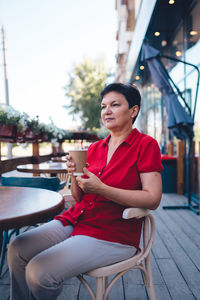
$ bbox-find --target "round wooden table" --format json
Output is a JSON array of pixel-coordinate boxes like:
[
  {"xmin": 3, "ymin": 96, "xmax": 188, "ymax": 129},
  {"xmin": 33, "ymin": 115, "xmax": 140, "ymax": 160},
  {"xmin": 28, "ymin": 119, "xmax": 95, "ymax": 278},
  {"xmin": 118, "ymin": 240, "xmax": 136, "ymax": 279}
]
[
  {"xmin": 51, "ymin": 157, "xmax": 67, "ymax": 163},
  {"xmin": 17, "ymin": 162, "xmax": 68, "ymax": 175},
  {"xmin": 0, "ymin": 186, "xmax": 65, "ymax": 253}
]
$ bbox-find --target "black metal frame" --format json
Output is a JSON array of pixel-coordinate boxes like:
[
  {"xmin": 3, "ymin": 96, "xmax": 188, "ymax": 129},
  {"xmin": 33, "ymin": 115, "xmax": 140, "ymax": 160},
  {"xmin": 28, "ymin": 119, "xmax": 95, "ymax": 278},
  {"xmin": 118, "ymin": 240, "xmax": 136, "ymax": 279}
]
[{"xmin": 160, "ymin": 54, "xmax": 200, "ymax": 121}]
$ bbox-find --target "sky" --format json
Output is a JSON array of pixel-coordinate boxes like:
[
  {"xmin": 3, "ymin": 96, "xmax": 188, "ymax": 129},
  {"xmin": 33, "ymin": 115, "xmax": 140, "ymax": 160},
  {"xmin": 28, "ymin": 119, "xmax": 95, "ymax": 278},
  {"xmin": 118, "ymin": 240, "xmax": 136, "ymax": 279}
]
[{"xmin": 0, "ymin": 0, "xmax": 117, "ymax": 129}]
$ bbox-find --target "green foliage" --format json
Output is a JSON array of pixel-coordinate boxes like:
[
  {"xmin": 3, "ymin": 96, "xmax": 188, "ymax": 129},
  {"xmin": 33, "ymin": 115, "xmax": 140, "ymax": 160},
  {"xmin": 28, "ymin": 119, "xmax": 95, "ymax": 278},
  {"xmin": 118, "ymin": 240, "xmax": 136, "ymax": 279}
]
[
  {"xmin": 0, "ymin": 104, "xmax": 27, "ymax": 133},
  {"xmin": 25, "ymin": 116, "xmax": 41, "ymax": 135},
  {"xmin": 64, "ymin": 57, "xmax": 109, "ymax": 128}
]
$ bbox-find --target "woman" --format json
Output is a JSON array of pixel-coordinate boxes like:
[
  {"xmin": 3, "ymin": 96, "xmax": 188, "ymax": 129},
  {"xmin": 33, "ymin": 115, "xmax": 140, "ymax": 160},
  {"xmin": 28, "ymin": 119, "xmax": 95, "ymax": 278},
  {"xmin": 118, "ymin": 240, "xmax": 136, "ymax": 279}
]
[{"xmin": 8, "ymin": 83, "xmax": 163, "ymax": 300}]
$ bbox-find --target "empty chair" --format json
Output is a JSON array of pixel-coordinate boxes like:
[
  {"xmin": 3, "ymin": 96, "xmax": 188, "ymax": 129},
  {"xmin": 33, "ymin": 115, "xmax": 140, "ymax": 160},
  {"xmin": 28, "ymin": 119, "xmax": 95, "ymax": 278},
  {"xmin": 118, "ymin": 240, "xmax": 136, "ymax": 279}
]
[
  {"xmin": 1, "ymin": 170, "xmax": 66, "ymax": 191},
  {"xmin": 63, "ymin": 193, "xmax": 76, "ymax": 209}
]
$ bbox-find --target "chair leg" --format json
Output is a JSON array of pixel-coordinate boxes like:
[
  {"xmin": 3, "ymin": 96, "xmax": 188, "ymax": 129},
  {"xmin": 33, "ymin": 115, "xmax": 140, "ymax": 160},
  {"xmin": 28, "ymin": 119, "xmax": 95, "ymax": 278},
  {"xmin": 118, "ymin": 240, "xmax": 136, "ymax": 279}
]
[
  {"xmin": 96, "ymin": 277, "xmax": 104, "ymax": 300},
  {"xmin": 0, "ymin": 228, "xmax": 20, "ymax": 276},
  {"xmin": 145, "ymin": 255, "xmax": 156, "ymax": 300},
  {"xmin": 148, "ymin": 284, "xmax": 156, "ymax": 300},
  {"xmin": 7, "ymin": 228, "xmax": 20, "ymax": 243},
  {"xmin": 104, "ymin": 277, "xmax": 110, "ymax": 300},
  {"xmin": 0, "ymin": 231, "xmax": 9, "ymax": 276}
]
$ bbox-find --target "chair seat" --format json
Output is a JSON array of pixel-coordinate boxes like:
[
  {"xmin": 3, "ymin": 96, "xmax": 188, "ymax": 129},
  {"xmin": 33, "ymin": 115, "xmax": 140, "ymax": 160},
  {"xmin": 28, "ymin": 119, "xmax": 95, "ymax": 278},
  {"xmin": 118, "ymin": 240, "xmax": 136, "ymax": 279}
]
[{"xmin": 86, "ymin": 249, "xmax": 142, "ymax": 277}]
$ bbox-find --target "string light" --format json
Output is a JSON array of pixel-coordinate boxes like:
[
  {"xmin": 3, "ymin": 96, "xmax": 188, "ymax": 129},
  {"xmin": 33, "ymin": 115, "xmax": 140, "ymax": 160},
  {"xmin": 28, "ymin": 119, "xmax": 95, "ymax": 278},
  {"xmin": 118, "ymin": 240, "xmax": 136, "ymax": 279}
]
[
  {"xmin": 154, "ymin": 32, "xmax": 160, "ymax": 36},
  {"xmin": 190, "ymin": 30, "xmax": 198, "ymax": 36},
  {"xmin": 161, "ymin": 40, "xmax": 167, "ymax": 47},
  {"xmin": 169, "ymin": 0, "xmax": 175, "ymax": 4},
  {"xmin": 176, "ymin": 51, "xmax": 182, "ymax": 57},
  {"xmin": 135, "ymin": 75, "xmax": 140, "ymax": 80},
  {"xmin": 140, "ymin": 65, "xmax": 144, "ymax": 70}
]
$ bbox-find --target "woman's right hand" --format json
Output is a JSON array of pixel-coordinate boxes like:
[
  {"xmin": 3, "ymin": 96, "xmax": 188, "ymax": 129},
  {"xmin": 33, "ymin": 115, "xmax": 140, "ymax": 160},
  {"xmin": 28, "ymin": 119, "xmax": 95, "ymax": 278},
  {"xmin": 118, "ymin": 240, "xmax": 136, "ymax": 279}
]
[
  {"xmin": 66, "ymin": 154, "xmax": 83, "ymax": 202},
  {"xmin": 66, "ymin": 154, "xmax": 76, "ymax": 176}
]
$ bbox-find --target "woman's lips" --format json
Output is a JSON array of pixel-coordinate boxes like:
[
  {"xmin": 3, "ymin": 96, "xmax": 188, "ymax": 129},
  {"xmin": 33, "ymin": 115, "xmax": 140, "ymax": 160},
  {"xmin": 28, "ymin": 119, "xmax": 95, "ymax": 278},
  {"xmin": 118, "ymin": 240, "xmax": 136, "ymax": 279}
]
[{"xmin": 105, "ymin": 118, "xmax": 114, "ymax": 121}]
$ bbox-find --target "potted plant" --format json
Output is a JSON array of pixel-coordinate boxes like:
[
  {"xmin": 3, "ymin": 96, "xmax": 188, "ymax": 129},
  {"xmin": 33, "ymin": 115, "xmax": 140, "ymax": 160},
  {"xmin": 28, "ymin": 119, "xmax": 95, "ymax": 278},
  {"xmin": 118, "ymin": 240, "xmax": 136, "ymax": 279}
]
[
  {"xmin": 0, "ymin": 104, "xmax": 27, "ymax": 138},
  {"xmin": 24, "ymin": 116, "xmax": 41, "ymax": 140},
  {"xmin": 38, "ymin": 123, "xmax": 50, "ymax": 142}
]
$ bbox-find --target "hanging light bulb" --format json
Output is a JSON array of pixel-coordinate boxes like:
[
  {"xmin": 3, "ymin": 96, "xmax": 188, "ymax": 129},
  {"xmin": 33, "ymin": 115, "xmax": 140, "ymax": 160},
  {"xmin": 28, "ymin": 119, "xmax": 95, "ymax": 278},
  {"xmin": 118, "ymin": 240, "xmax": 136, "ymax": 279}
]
[
  {"xmin": 176, "ymin": 50, "xmax": 182, "ymax": 57},
  {"xmin": 154, "ymin": 32, "xmax": 160, "ymax": 36},
  {"xmin": 190, "ymin": 30, "xmax": 198, "ymax": 36}
]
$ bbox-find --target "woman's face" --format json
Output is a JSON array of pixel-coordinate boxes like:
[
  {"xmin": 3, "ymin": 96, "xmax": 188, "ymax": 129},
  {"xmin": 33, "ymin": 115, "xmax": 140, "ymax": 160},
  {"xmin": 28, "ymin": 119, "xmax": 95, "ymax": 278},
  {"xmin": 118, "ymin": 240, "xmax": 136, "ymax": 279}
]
[{"xmin": 101, "ymin": 91, "xmax": 138, "ymax": 131}]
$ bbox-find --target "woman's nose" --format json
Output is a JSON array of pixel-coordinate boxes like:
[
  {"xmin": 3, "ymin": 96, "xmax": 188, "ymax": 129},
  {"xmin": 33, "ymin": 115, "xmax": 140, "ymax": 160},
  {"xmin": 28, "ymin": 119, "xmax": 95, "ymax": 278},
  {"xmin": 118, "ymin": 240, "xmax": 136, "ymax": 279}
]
[{"xmin": 104, "ymin": 106, "xmax": 112, "ymax": 114}]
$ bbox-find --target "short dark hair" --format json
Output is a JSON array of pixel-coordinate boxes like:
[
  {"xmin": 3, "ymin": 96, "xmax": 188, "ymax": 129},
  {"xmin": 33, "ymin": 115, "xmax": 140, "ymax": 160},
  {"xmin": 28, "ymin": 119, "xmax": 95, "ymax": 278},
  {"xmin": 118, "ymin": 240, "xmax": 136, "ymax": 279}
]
[{"xmin": 100, "ymin": 83, "xmax": 141, "ymax": 124}]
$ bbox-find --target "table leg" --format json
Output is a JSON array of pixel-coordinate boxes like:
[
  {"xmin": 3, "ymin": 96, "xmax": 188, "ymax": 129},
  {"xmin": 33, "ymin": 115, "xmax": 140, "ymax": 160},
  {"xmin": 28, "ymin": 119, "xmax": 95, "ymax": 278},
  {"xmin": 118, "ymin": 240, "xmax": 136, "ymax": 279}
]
[{"xmin": 0, "ymin": 229, "xmax": 2, "ymax": 257}]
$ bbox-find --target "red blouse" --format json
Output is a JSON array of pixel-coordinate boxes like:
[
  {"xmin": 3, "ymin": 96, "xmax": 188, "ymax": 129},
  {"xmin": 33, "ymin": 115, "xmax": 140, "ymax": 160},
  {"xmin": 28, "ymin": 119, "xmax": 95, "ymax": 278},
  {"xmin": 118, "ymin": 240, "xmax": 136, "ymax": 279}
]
[{"xmin": 55, "ymin": 129, "xmax": 163, "ymax": 249}]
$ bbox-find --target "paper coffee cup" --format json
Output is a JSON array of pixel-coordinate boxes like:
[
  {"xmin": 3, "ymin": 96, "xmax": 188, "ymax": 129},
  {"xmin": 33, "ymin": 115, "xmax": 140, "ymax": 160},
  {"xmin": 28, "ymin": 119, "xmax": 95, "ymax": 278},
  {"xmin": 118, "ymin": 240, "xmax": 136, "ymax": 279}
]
[{"xmin": 69, "ymin": 149, "xmax": 87, "ymax": 176}]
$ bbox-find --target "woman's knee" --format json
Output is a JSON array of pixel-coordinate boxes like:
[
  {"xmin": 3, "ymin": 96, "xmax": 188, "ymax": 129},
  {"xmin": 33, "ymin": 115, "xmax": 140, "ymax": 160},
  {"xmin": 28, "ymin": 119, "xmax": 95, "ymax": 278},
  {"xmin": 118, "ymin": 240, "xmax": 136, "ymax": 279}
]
[
  {"xmin": 7, "ymin": 235, "xmax": 24, "ymax": 267},
  {"xmin": 25, "ymin": 257, "xmax": 61, "ymax": 295},
  {"xmin": 25, "ymin": 259, "xmax": 43, "ymax": 293}
]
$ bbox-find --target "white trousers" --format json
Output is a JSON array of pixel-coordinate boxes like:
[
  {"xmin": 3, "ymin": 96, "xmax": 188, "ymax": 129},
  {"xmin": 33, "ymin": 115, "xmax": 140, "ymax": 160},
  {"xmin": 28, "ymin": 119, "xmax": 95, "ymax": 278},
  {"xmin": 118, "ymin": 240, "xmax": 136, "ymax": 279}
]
[{"xmin": 7, "ymin": 220, "xmax": 136, "ymax": 300}]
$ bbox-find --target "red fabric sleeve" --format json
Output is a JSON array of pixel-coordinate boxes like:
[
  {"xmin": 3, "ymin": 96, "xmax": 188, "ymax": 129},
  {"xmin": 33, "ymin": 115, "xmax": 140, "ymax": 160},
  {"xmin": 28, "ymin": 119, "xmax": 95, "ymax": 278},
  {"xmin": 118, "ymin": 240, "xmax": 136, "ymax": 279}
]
[{"xmin": 137, "ymin": 138, "xmax": 163, "ymax": 173}]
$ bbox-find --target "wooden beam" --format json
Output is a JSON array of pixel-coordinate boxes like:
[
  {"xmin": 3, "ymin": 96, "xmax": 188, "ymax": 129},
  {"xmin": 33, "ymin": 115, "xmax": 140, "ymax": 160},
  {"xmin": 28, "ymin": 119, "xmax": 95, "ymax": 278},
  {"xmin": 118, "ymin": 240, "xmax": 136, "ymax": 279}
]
[
  {"xmin": 168, "ymin": 141, "xmax": 174, "ymax": 156},
  {"xmin": 52, "ymin": 145, "xmax": 57, "ymax": 157},
  {"xmin": 32, "ymin": 142, "xmax": 39, "ymax": 163},
  {"xmin": 58, "ymin": 142, "xmax": 63, "ymax": 155},
  {"xmin": 177, "ymin": 140, "xmax": 184, "ymax": 194}
]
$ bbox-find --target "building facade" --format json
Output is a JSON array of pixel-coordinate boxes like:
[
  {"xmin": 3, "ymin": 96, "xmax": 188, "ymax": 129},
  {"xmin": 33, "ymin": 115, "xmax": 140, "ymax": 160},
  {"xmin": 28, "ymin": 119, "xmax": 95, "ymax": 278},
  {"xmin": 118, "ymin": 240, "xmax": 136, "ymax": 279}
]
[{"xmin": 115, "ymin": 0, "xmax": 200, "ymax": 153}]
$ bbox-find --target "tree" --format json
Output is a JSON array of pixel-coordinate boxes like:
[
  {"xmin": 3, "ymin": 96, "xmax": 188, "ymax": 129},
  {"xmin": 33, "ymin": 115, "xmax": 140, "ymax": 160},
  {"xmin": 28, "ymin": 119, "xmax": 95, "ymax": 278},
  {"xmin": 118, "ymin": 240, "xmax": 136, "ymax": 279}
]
[{"xmin": 64, "ymin": 57, "xmax": 109, "ymax": 128}]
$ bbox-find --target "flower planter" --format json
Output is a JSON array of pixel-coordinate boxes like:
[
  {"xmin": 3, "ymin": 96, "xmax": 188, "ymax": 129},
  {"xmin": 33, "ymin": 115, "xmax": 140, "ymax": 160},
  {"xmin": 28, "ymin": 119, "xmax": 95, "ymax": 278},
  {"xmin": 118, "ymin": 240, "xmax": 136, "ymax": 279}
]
[
  {"xmin": 0, "ymin": 123, "xmax": 17, "ymax": 138},
  {"xmin": 24, "ymin": 129, "xmax": 35, "ymax": 139},
  {"xmin": 41, "ymin": 133, "xmax": 49, "ymax": 142},
  {"xmin": 16, "ymin": 131, "xmax": 25, "ymax": 143},
  {"xmin": 24, "ymin": 129, "xmax": 46, "ymax": 142}
]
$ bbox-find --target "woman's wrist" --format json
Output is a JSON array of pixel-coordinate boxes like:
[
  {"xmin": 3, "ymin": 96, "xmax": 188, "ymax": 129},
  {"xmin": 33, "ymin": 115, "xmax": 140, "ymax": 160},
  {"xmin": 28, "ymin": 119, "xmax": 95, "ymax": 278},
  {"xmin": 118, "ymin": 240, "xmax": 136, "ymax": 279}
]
[{"xmin": 96, "ymin": 180, "xmax": 107, "ymax": 196}]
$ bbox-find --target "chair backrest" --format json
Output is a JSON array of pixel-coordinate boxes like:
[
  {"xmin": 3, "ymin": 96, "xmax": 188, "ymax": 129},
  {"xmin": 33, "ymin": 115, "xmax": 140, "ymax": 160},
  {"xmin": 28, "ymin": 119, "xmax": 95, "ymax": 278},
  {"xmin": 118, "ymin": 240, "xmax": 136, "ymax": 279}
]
[
  {"xmin": 79, "ymin": 208, "xmax": 156, "ymax": 300},
  {"xmin": 1, "ymin": 172, "xmax": 61, "ymax": 191}
]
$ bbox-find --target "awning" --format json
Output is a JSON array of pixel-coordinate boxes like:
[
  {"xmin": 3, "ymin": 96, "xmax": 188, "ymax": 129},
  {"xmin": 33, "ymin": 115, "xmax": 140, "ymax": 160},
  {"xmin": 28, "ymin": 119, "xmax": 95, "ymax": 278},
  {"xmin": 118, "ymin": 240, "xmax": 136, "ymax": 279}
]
[{"xmin": 141, "ymin": 43, "xmax": 194, "ymax": 140}]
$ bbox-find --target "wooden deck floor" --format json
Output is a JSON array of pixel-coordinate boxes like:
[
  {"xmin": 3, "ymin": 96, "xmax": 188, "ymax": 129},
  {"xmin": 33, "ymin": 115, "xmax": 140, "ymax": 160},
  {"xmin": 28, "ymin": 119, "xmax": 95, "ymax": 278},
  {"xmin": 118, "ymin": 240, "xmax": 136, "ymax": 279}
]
[{"xmin": 1, "ymin": 193, "xmax": 200, "ymax": 300}]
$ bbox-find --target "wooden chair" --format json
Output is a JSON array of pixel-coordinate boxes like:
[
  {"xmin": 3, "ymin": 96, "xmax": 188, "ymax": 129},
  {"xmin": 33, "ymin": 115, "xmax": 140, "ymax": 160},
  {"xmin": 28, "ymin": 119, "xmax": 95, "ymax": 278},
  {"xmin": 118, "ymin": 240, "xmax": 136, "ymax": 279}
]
[
  {"xmin": 56, "ymin": 172, "xmax": 70, "ymax": 187},
  {"xmin": 63, "ymin": 193, "xmax": 76, "ymax": 209},
  {"xmin": 76, "ymin": 205, "xmax": 156, "ymax": 300}
]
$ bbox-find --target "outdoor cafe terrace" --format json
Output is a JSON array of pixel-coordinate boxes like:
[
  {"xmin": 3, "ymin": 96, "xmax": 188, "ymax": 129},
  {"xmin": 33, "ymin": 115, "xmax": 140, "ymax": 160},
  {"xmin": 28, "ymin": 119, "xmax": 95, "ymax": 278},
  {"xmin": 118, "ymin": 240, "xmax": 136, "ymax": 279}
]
[
  {"xmin": 0, "ymin": 125, "xmax": 200, "ymax": 300},
  {"xmin": 0, "ymin": 193, "xmax": 200, "ymax": 300}
]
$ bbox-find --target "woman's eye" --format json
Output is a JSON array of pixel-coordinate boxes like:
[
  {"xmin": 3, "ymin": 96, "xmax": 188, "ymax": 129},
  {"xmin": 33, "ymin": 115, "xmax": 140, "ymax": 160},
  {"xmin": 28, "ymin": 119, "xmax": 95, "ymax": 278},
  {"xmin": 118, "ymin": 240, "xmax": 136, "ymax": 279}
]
[
  {"xmin": 101, "ymin": 106, "xmax": 106, "ymax": 110},
  {"xmin": 113, "ymin": 103, "xmax": 119, "ymax": 106}
]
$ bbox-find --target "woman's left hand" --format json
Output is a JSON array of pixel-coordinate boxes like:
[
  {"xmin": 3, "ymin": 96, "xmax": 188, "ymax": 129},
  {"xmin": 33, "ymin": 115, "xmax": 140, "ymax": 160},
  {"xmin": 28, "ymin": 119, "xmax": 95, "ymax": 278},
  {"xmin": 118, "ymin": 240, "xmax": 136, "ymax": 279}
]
[{"xmin": 76, "ymin": 168, "xmax": 104, "ymax": 194}]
